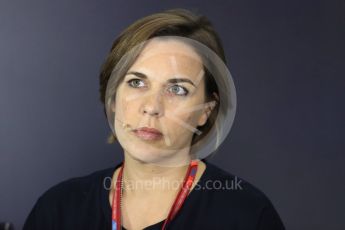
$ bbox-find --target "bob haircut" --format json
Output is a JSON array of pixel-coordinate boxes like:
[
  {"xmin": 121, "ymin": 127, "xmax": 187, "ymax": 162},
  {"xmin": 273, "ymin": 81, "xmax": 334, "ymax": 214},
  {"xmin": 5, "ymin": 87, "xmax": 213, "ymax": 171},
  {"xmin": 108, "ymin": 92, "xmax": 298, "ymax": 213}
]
[{"xmin": 99, "ymin": 8, "xmax": 227, "ymax": 147}]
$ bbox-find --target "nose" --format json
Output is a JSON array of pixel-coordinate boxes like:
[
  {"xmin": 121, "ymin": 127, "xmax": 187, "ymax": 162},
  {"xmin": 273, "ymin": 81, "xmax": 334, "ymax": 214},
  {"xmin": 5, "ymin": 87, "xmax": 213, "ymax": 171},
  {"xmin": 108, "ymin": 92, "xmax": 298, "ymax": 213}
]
[{"xmin": 140, "ymin": 90, "xmax": 164, "ymax": 117}]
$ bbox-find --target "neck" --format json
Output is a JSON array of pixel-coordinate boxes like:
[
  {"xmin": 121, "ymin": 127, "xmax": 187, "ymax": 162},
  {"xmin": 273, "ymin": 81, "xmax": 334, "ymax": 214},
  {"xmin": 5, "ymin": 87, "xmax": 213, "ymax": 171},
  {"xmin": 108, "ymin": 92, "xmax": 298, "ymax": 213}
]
[{"xmin": 120, "ymin": 151, "xmax": 193, "ymax": 197}]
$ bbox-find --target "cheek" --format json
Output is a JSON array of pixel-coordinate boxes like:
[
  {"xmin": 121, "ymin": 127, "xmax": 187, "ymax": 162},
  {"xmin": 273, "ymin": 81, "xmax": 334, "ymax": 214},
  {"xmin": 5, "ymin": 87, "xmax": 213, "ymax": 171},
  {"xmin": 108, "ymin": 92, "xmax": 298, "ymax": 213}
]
[
  {"xmin": 186, "ymin": 112, "xmax": 201, "ymax": 128},
  {"xmin": 120, "ymin": 98, "xmax": 128, "ymax": 115},
  {"xmin": 175, "ymin": 113, "xmax": 199, "ymax": 132},
  {"xmin": 116, "ymin": 94, "xmax": 133, "ymax": 118},
  {"xmin": 167, "ymin": 100, "xmax": 203, "ymax": 127}
]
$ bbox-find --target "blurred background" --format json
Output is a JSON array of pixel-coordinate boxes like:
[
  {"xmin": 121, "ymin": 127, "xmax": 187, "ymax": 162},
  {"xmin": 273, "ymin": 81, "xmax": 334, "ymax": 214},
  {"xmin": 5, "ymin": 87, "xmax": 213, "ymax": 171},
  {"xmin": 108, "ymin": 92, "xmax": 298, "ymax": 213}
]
[{"xmin": 1, "ymin": 0, "xmax": 344, "ymax": 229}]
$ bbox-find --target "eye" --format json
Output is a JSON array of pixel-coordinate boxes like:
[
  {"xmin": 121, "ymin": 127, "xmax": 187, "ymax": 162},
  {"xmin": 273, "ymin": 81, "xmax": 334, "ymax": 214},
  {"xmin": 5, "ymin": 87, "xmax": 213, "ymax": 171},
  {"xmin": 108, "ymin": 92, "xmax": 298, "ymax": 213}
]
[
  {"xmin": 168, "ymin": 85, "xmax": 189, "ymax": 96},
  {"xmin": 127, "ymin": 79, "xmax": 145, "ymax": 88}
]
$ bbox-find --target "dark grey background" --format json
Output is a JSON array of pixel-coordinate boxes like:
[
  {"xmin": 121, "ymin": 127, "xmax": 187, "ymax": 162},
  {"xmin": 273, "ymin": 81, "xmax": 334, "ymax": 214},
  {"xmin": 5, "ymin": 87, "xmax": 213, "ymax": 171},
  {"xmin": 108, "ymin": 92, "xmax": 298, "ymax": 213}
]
[{"xmin": 1, "ymin": 0, "xmax": 344, "ymax": 229}]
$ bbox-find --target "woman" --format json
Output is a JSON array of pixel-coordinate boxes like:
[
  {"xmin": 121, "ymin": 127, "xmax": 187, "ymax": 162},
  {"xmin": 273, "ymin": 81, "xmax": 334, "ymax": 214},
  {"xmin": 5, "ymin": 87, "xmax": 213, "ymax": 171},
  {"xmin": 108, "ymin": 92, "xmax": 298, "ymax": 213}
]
[{"xmin": 24, "ymin": 9, "xmax": 285, "ymax": 230}]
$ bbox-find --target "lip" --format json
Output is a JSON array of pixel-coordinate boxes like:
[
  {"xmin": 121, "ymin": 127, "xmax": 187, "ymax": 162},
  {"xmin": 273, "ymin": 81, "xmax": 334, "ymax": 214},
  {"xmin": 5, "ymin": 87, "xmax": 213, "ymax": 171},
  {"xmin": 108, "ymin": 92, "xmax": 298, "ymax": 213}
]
[{"xmin": 133, "ymin": 127, "xmax": 163, "ymax": 141}]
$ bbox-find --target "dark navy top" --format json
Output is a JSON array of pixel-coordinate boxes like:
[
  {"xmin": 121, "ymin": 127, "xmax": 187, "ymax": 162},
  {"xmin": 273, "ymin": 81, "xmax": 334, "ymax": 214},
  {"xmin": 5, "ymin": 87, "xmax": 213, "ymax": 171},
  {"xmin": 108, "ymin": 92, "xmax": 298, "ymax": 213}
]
[{"xmin": 23, "ymin": 160, "xmax": 285, "ymax": 230}]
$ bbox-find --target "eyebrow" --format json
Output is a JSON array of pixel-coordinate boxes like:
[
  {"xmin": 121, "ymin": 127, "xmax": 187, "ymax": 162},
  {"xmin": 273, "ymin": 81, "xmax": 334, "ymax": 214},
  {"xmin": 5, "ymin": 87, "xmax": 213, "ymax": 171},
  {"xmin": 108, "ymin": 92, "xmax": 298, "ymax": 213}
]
[{"xmin": 126, "ymin": 71, "xmax": 196, "ymax": 87}]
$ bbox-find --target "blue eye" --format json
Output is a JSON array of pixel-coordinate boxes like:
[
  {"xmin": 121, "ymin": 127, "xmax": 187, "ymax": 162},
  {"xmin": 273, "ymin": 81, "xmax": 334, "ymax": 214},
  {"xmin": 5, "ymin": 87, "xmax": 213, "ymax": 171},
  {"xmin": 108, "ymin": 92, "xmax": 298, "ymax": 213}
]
[
  {"xmin": 127, "ymin": 79, "xmax": 145, "ymax": 88},
  {"xmin": 127, "ymin": 79, "xmax": 189, "ymax": 96},
  {"xmin": 168, "ymin": 85, "xmax": 189, "ymax": 96}
]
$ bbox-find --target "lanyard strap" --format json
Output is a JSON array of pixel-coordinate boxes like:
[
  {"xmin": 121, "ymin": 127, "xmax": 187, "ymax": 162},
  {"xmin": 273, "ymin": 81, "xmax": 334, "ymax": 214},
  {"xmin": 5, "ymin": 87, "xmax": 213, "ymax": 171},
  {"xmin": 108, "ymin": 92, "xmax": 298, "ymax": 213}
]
[{"xmin": 112, "ymin": 160, "xmax": 199, "ymax": 230}]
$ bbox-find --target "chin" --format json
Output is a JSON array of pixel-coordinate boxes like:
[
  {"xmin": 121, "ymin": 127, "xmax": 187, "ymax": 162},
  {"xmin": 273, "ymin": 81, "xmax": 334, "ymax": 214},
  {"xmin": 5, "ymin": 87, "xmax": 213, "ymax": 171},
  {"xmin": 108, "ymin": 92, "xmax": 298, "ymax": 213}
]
[
  {"xmin": 125, "ymin": 144, "xmax": 192, "ymax": 167},
  {"xmin": 126, "ymin": 148, "xmax": 165, "ymax": 164}
]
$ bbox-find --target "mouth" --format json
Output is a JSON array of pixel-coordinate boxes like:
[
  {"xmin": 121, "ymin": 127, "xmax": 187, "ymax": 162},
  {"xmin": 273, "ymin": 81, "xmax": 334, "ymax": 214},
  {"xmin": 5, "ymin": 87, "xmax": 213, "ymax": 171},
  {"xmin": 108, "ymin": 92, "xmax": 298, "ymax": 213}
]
[{"xmin": 132, "ymin": 127, "xmax": 163, "ymax": 141}]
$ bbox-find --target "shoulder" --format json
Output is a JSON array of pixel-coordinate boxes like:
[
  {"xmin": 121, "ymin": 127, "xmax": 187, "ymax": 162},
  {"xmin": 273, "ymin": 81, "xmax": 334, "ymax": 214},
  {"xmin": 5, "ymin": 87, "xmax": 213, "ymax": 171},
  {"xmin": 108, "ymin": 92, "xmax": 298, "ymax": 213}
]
[
  {"xmin": 202, "ymin": 161, "xmax": 272, "ymax": 203},
  {"xmin": 23, "ymin": 167, "xmax": 115, "ymax": 229},
  {"xmin": 38, "ymin": 167, "xmax": 114, "ymax": 204},
  {"xmin": 199, "ymin": 161, "xmax": 285, "ymax": 229}
]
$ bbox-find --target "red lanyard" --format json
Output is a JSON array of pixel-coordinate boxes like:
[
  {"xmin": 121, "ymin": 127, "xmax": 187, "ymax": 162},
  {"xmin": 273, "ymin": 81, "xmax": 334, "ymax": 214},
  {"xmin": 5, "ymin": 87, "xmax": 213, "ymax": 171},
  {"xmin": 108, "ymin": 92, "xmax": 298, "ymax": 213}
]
[{"xmin": 111, "ymin": 160, "xmax": 199, "ymax": 230}]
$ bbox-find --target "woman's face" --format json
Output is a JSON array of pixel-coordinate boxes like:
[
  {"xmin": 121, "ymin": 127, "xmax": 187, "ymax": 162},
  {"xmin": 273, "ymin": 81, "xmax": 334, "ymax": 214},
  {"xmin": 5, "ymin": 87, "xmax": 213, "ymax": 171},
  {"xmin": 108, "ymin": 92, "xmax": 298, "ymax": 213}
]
[{"xmin": 113, "ymin": 38, "xmax": 213, "ymax": 165}]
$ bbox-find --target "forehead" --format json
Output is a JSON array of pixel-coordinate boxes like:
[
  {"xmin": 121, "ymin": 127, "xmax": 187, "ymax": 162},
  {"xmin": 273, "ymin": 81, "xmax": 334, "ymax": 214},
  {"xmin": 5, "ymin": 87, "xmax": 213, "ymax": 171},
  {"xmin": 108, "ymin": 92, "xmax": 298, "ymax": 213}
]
[{"xmin": 128, "ymin": 38, "xmax": 204, "ymax": 80}]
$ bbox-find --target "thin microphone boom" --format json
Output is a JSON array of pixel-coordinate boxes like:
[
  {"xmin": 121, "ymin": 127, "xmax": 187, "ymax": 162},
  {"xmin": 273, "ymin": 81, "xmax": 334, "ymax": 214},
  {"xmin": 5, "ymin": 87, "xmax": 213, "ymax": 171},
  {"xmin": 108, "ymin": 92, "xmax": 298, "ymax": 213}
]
[{"xmin": 114, "ymin": 117, "xmax": 133, "ymax": 131}]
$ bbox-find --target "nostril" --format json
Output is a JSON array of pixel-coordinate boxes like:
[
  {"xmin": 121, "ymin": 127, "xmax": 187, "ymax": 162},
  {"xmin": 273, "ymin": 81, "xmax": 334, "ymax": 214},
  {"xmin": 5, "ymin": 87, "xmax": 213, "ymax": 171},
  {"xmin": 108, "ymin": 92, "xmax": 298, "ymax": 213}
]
[{"xmin": 143, "ymin": 109, "xmax": 160, "ymax": 116}]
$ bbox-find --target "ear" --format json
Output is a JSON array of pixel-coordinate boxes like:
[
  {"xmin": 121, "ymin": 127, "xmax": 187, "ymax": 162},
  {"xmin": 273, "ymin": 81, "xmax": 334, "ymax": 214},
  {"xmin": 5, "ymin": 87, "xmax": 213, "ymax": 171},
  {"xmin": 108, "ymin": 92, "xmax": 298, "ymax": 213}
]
[
  {"xmin": 107, "ymin": 97, "xmax": 116, "ymax": 113},
  {"xmin": 197, "ymin": 100, "xmax": 217, "ymax": 126},
  {"xmin": 111, "ymin": 101, "xmax": 116, "ymax": 113}
]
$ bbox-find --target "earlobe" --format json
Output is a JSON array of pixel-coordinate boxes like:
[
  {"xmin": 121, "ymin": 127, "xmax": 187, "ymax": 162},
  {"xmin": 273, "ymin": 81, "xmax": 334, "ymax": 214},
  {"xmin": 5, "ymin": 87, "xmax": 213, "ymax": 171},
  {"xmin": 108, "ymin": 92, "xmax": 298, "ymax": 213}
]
[
  {"xmin": 110, "ymin": 101, "xmax": 116, "ymax": 113},
  {"xmin": 197, "ymin": 112, "xmax": 208, "ymax": 126},
  {"xmin": 197, "ymin": 100, "xmax": 216, "ymax": 126},
  {"xmin": 107, "ymin": 97, "xmax": 116, "ymax": 113}
]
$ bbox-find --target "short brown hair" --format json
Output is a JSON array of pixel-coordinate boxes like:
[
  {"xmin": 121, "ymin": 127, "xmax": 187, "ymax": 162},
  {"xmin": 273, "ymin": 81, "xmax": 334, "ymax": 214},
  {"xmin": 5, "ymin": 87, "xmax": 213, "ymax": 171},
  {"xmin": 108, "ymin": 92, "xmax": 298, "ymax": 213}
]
[{"xmin": 99, "ymin": 8, "xmax": 225, "ymax": 145}]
